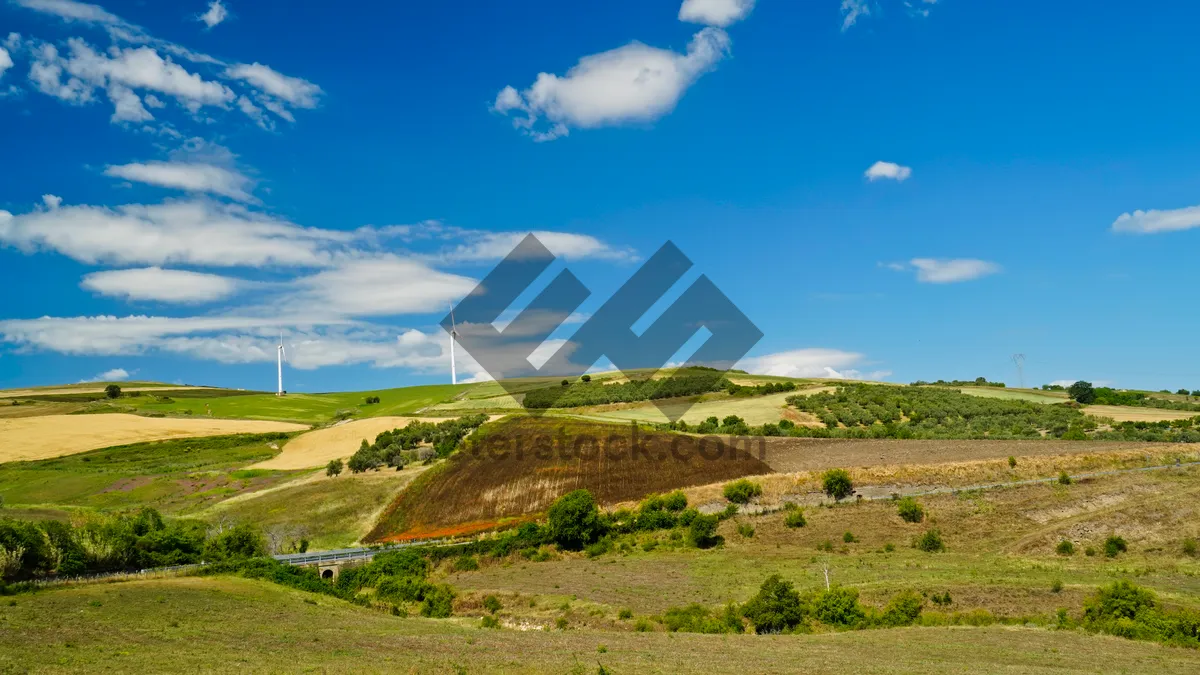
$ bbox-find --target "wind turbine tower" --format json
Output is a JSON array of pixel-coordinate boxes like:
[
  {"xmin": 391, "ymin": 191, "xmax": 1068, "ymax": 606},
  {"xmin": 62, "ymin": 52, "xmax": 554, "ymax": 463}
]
[
  {"xmin": 276, "ymin": 334, "xmax": 286, "ymax": 397},
  {"xmin": 449, "ymin": 306, "xmax": 459, "ymax": 386}
]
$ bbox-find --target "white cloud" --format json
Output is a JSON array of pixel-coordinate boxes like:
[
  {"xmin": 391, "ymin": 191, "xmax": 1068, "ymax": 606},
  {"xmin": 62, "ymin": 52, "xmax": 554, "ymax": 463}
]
[
  {"xmin": 442, "ymin": 230, "xmax": 637, "ymax": 263},
  {"xmin": 841, "ymin": 0, "xmax": 871, "ymax": 31},
  {"xmin": 678, "ymin": 0, "xmax": 756, "ymax": 27},
  {"xmin": 907, "ymin": 258, "xmax": 1002, "ymax": 283},
  {"xmin": 29, "ymin": 37, "xmax": 235, "ymax": 116},
  {"xmin": 79, "ymin": 367, "xmax": 130, "ymax": 383},
  {"xmin": 104, "ymin": 161, "xmax": 255, "ymax": 202},
  {"xmin": 0, "ymin": 198, "xmax": 354, "ymax": 267},
  {"xmin": 198, "ymin": 1, "xmax": 228, "ymax": 29},
  {"xmin": 0, "ymin": 47, "xmax": 12, "ymax": 79},
  {"xmin": 81, "ymin": 267, "xmax": 241, "ymax": 303},
  {"xmin": 737, "ymin": 348, "xmax": 890, "ymax": 381},
  {"xmin": 1112, "ymin": 205, "xmax": 1200, "ymax": 235},
  {"xmin": 282, "ymin": 256, "xmax": 478, "ymax": 317},
  {"xmin": 14, "ymin": 0, "xmax": 124, "ymax": 26},
  {"xmin": 864, "ymin": 160, "xmax": 912, "ymax": 182},
  {"xmin": 41, "ymin": 194, "xmax": 62, "ymax": 209},
  {"xmin": 494, "ymin": 27, "xmax": 731, "ymax": 141},
  {"xmin": 225, "ymin": 62, "xmax": 321, "ymax": 109}
]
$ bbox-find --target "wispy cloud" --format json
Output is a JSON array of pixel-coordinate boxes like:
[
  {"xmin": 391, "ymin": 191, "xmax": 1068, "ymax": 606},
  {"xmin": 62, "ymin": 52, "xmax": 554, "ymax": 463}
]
[
  {"xmin": 678, "ymin": 0, "xmax": 757, "ymax": 27},
  {"xmin": 1112, "ymin": 205, "xmax": 1200, "ymax": 235},
  {"xmin": 883, "ymin": 258, "xmax": 1003, "ymax": 283},
  {"xmin": 738, "ymin": 348, "xmax": 890, "ymax": 381},
  {"xmin": 79, "ymin": 367, "xmax": 130, "ymax": 383},
  {"xmin": 197, "ymin": 1, "xmax": 228, "ymax": 30},
  {"xmin": 841, "ymin": 0, "xmax": 871, "ymax": 31}
]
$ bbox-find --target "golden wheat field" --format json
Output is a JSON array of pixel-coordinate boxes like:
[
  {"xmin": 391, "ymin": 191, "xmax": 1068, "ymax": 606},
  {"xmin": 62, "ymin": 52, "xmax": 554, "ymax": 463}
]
[
  {"xmin": 1083, "ymin": 404, "xmax": 1199, "ymax": 422},
  {"xmin": 250, "ymin": 416, "xmax": 453, "ymax": 470},
  {"xmin": 0, "ymin": 414, "xmax": 308, "ymax": 463}
]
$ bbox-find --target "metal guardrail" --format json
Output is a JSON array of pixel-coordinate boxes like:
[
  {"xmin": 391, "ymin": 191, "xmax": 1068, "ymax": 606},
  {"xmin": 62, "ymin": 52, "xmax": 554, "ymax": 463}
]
[{"xmin": 272, "ymin": 538, "xmax": 451, "ymax": 566}]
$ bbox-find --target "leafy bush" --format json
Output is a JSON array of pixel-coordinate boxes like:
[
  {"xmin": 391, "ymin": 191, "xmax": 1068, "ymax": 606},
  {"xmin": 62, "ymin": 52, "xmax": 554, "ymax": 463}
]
[
  {"xmin": 618, "ymin": 608, "xmax": 633, "ymax": 620},
  {"xmin": 896, "ymin": 498, "xmax": 924, "ymax": 523},
  {"xmin": 880, "ymin": 590, "xmax": 924, "ymax": 626},
  {"xmin": 821, "ymin": 469, "xmax": 853, "ymax": 501},
  {"xmin": 689, "ymin": 514, "xmax": 720, "ymax": 548},
  {"xmin": 662, "ymin": 491, "xmax": 688, "ymax": 512},
  {"xmin": 723, "ymin": 479, "xmax": 763, "ymax": 504},
  {"xmin": 1056, "ymin": 540, "xmax": 1076, "ymax": 556},
  {"xmin": 325, "ymin": 458, "xmax": 343, "ymax": 477},
  {"xmin": 419, "ymin": 584, "xmax": 456, "ymax": 618},
  {"xmin": 842, "ymin": 531, "xmax": 857, "ymax": 543},
  {"xmin": 1105, "ymin": 535, "xmax": 1128, "ymax": 558},
  {"xmin": 662, "ymin": 603, "xmax": 744, "ymax": 634},
  {"xmin": 482, "ymin": 595, "xmax": 502, "ymax": 614},
  {"xmin": 1008, "ymin": 456, "xmax": 1017, "ymax": 468},
  {"xmin": 1182, "ymin": 538, "xmax": 1197, "ymax": 558},
  {"xmin": 741, "ymin": 574, "xmax": 808, "ymax": 634},
  {"xmin": 480, "ymin": 615, "xmax": 500, "ymax": 629},
  {"xmin": 784, "ymin": 510, "xmax": 807, "ymax": 528},
  {"xmin": 1058, "ymin": 471, "xmax": 1072, "ymax": 485},
  {"xmin": 736, "ymin": 522, "xmax": 755, "ymax": 538},
  {"xmin": 815, "ymin": 586, "xmax": 864, "ymax": 626},
  {"xmin": 452, "ymin": 555, "xmax": 479, "ymax": 572},
  {"xmin": 914, "ymin": 529, "xmax": 946, "ymax": 553}
]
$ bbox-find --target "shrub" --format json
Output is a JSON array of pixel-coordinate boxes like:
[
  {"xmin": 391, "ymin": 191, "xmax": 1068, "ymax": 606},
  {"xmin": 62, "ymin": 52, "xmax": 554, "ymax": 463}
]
[
  {"xmin": 914, "ymin": 529, "xmax": 945, "ymax": 553},
  {"xmin": 821, "ymin": 469, "xmax": 853, "ymax": 501},
  {"xmin": 618, "ymin": 607, "xmax": 633, "ymax": 620},
  {"xmin": 1085, "ymin": 547, "xmax": 1096, "ymax": 557},
  {"xmin": 634, "ymin": 618, "xmax": 652, "ymax": 632},
  {"xmin": 736, "ymin": 522, "xmax": 755, "ymax": 538},
  {"xmin": 419, "ymin": 584, "xmax": 456, "ymax": 618},
  {"xmin": 480, "ymin": 615, "xmax": 500, "ymax": 629},
  {"xmin": 203, "ymin": 523, "xmax": 267, "ymax": 562},
  {"xmin": 883, "ymin": 543, "xmax": 895, "ymax": 553},
  {"xmin": 1052, "ymin": 579, "xmax": 1064, "ymax": 593},
  {"xmin": 584, "ymin": 539, "xmax": 611, "ymax": 558},
  {"xmin": 452, "ymin": 555, "xmax": 479, "ymax": 572},
  {"xmin": 815, "ymin": 586, "xmax": 864, "ymax": 626},
  {"xmin": 881, "ymin": 590, "xmax": 923, "ymax": 626},
  {"xmin": 1008, "ymin": 456, "xmax": 1017, "ymax": 468},
  {"xmin": 784, "ymin": 510, "xmax": 807, "ymax": 528},
  {"xmin": 580, "ymin": 374, "xmax": 591, "ymax": 383},
  {"xmin": 843, "ymin": 531, "xmax": 856, "ymax": 543},
  {"xmin": 482, "ymin": 595, "xmax": 502, "ymax": 614},
  {"xmin": 1056, "ymin": 540, "xmax": 1076, "ymax": 556},
  {"xmin": 723, "ymin": 479, "xmax": 763, "ymax": 504},
  {"xmin": 325, "ymin": 459, "xmax": 343, "ymax": 477},
  {"xmin": 741, "ymin": 574, "xmax": 808, "ymax": 634},
  {"xmin": 662, "ymin": 491, "xmax": 688, "ymax": 512},
  {"xmin": 1104, "ymin": 535, "xmax": 1128, "ymax": 558},
  {"xmin": 1058, "ymin": 471, "xmax": 1072, "ymax": 485},
  {"xmin": 662, "ymin": 603, "xmax": 744, "ymax": 634},
  {"xmin": 1183, "ymin": 538, "xmax": 1198, "ymax": 558},
  {"xmin": 689, "ymin": 514, "xmax": 720, "ymax": 548},
  {"xmin": 1084, "ymin": 580, "xmax": 1155, "ymax": 622},
  {"xmin": 896, "ymin": 498, "xmax": 924, "ymax": 523},
  {"xmin": 547, "ymin": 490, "xmax": 605, "ymax": 551},
  {"xmin": 555, "ymin": 616, "xmax": 568, "ymax": 629},
  {"xmin": 930, "ymin": 592, "xmax": 952, "ymax": 606}
]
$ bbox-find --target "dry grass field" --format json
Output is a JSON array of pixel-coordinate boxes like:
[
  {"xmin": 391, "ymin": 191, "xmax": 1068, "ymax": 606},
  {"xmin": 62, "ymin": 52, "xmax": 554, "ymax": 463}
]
[
  {"xmin": 1083, "ymin": 404, "xmax": 1199, "ymax": 422},
  {"xmin": 250, "ymin": 416, "xmax": 452, "ymax": 470},
  {"xmin": 0, "ymin": 413, "xmax": 307, "ymax": 462},
  {"xmin": 366, "ymin": 417, "xmax": 774, "ymax": 541}
]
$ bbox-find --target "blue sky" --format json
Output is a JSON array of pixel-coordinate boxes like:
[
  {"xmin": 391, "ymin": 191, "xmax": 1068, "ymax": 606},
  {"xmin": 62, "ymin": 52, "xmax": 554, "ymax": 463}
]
[{"xmin": 2, "ymin": 0, "xmax": 1200, "ymax": 392}]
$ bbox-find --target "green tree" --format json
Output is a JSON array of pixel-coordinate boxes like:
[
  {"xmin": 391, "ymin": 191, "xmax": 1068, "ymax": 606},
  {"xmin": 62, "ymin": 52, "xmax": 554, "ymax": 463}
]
[
  {"xmin": 741, "ymin": 574, "xmax": 807, "ymax": 634},
  {"xmin": 822, "ymin": 469, "xmax": 854, "ymax": 501},
  {"xmin": 104, "ymin": 384, "xmax": 122, "ymax": 399},
  {"xmin": 689, "ymin": 514, "xmax": 720, "ymax": 548},
  {"xmin": 203, "ymin": 523, "xmax": 266, "ymax": 561},
  {"xmin": 815, "ymin": 586, "xmax": 865, "ymax": 626},
  {"xmin": 1067, "ymin": 381, "xmax": 1096, "ymax": 404},
  {"xmin": 546, "ymin": 490, "xmax": 605, "ymax": 550},
  {"xmin": 326, "ymin": 459, "xmax": 344, "ymax": 477}
]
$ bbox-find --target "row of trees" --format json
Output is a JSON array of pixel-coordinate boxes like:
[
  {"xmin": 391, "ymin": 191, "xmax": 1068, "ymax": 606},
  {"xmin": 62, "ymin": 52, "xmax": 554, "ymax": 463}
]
[
  {"xmin": 345, "ymin": 414, "xmax": 488, "ymax": 473},
  {"xmin": 1067, "ymin": 381, "xmax": 1200, "ymax": 411},
  {"xmin": 0, "ymin": 508, "xmax": 266, "ymax": 582},
  {"xmin": 522, "ymin": 371, "xmax": 729, "ymax": 409},
  {"xmin": 910, "ymin": 377, "xmax": 1006, "ymax": 388}
]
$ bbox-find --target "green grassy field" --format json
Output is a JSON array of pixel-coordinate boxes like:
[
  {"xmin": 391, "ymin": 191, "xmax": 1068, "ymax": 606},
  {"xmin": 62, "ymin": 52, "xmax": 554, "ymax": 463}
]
[
  {"xmin": 445, "ymin": 466, "xmax": 1200, "ymax": 618},
  {"xmin": 2, "ymin": 576, "xmax": 1197, "ymax": 674},
  {"xmin": 0, "ymin": 433, "xmax": 300, "ymax": 515},
  {"xmin": 204, "ymin": 468, "xmax": 423, "ymax": 549},
  {"xmin": 118, "ymin": 383, "xmax": 471, "ymax": 423}
]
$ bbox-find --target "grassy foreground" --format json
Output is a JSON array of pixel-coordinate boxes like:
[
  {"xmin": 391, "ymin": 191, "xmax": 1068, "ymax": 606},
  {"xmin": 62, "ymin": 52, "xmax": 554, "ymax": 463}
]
[{"xmin": 2, "ymin": 576, "xmax": 1197, "ymax": 674}]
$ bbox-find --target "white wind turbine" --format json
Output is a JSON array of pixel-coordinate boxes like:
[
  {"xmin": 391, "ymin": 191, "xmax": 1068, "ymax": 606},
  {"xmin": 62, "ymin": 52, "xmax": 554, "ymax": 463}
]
[
  {"xmin": 276, "ymin": 333, "xmax": 287, "ymax": 396},
  {"xmin": 449, "ymin": 305, "xmax": 459, "ymax": 386}
]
